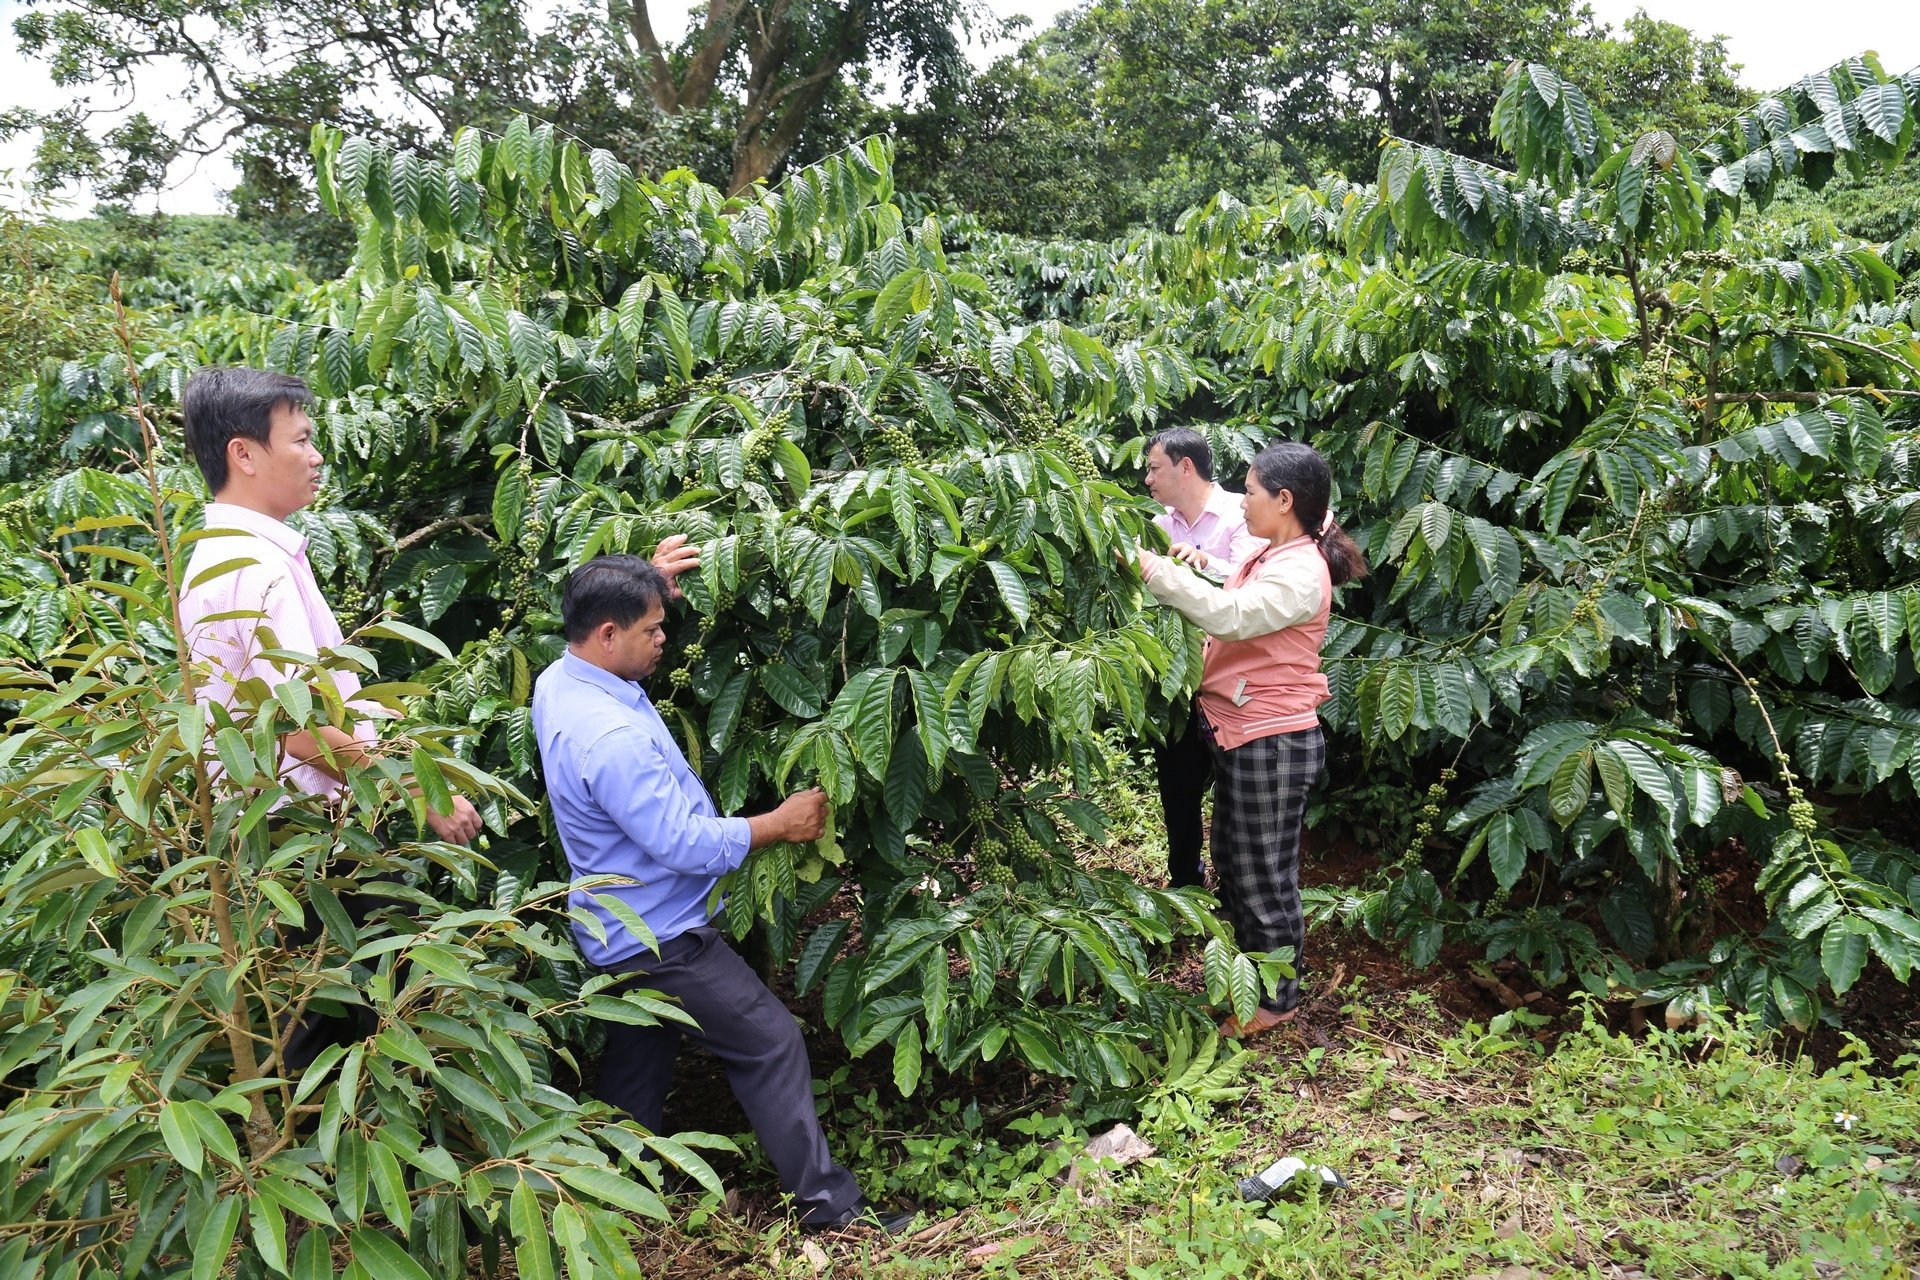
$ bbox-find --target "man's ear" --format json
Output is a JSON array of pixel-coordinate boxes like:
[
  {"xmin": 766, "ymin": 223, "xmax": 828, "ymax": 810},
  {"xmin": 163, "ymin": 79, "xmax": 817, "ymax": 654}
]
[{"xmin": 226, "ymin": 435, "xmax": 258, "ymax": 479}]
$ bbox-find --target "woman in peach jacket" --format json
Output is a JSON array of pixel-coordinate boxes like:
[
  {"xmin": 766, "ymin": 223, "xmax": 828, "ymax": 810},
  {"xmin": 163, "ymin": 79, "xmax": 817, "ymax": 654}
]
[{"xmin": 1131, "ymin": 442, "xmax": 1368, "ymax": 1037}]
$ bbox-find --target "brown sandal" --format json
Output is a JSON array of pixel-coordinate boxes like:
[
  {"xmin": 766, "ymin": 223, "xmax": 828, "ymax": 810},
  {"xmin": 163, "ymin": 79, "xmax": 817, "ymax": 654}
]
[{"xmin": 1217, "ymin": 1007, "xmax": 1295, "ymax": 1039}]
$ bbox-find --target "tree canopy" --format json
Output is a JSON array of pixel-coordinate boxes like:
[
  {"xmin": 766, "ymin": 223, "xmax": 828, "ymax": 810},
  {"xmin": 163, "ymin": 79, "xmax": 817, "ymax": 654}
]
[
  {"xmin": 893, "ymin": 0, "xmax": 1750, "ymax": 238},
  {"xmin": 3, "ymin": 0, "xmax": 978, "ymax": 212}
]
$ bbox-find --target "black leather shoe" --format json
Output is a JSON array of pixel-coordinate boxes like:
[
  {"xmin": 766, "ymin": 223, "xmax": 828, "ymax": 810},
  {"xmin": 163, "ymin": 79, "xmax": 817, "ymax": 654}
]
[{"xmin": 802, "ymin": 1197, "xmax": 918, "ymax": 1235}]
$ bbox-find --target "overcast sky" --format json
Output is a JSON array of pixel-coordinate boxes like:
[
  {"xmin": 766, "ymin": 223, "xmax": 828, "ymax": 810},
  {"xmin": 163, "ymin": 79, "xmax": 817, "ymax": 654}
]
[{"xmin": 4, "ymin": 0, "xmax": 1917, "ymax": 215}]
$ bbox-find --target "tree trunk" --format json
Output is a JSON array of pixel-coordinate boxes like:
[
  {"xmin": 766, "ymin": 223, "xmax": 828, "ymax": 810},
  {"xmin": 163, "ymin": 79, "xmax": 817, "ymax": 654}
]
[{"xmin": 727, "ymin": 1, "xmax": 868, "ymax": 191}]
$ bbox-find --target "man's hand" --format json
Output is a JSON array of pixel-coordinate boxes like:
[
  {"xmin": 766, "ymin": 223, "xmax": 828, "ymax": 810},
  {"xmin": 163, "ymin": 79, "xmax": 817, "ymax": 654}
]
[
  {"xmin": 651, "ymin": 534, "xmax": 702, "ymax": 599},
  {"xmin": 772, "ymin": 788, "xmax": 829, "ymax": 843},
  {"xmin": 1168, "ymin": 541, "xmax": 1211, "ymax": 571},
  {"xmin": 424, "ymin": 794, "xmax": 485, "ymax": 845},
  {"xmin": 747, "ymin": 787, "xmax": 829, "ymax": 849}
]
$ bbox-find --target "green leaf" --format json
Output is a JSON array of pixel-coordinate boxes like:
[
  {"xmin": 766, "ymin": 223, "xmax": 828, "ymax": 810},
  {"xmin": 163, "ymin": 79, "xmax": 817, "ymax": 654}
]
[
  {"xmin": 1592, "ymin": 744, "xmax": 1635, "ymax": 821},
  {"xmin": 985, "ymin": 561, "xmax": 1031, "ymax": 626},
  {"xmin": 293, "ymin": 1226, "xmax": 336, "ymax": 1280},
  {"xmin": 191, "ymin": 1195, "xmax": 244, "ymax": 1280},
  {"xmin": 411, "ymin": 747, "xmax": 454, "ymax": 816},
  {"xmin": 1821, "ymin": 922, "xmax": 1869, "ymax": 995},
  {"xmin": 795, "ymin": 919, "xmax": 850, "ymax": 997},
  {"xmin": 1419, "ymin": 501, "xmax": 1454, "ymax": 550},
  {"xmin": 588, "ymin": 148, "xmax": 627, "ymax": 208},
  {"xmin": 554, "ymin": 1164, "xmax": 667, "ymax": 1218},
  {"xmin": 250, "ymin": 1195, "xmax": 289, "ymax": 1275},
  {"xmin": 360, "ymin": 619, "xmax": 454, "ymax": 660},
  {"xmin": 510, "ymin": 1181, "xmax": 556, "ymax": 1280},
  {"xmin": 349, "ymin": 1227, "xmax": 436, "ymax": 1280},
  {"xmin": 74, "ymin": 826, "xmax": 118, "ymax": 878},
  {"xmin": 845, "ymin": 668, "xmax": 897, "ymax": 778},
  {"xmin": 1548, "ymin": 749, "xmax": 1593, "ymax": 825},
  {"xmin": 893, "ymin": 1019, "xmax": 924, "ymax": 1096},
  {"xmin": 759, "ymin": 664, "xmax": 822, "ymax": 718},
  {"xmin": 215, "ymin": 726, "xmax": 261, "ymax": 787},
  {"xmin": 493, "ymin": 459, "xmax": 527, "ymax": 543},
  {"xmin": 366, "ymin": 1139, "xmax": 411, "ymax": 1230},
  {"xmin": 1486, "ymin": 814, "xmax": 1528, "ymax": 890},
  {"xmin": 451, "ymin": 127, "xmax": 485, "ymax": 180},
  {"xmin": 507, "ymin": 311, "xmax": 551, "ymax": 377},
  {"xmin": 1379, "ymin": 666, "xmax": 1417, "ymax": 742},
  {"xmin": 157, "ymin": 1101, "xmax": 203, "ymax": 1174}
]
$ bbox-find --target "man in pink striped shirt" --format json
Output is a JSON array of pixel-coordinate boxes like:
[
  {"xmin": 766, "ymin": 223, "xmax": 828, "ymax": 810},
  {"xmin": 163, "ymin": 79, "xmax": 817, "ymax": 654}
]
[
  {"xmin": 1142, "ymin": 429, "xmax": 1267, "ymax": 889},
  {"xmin": 177, "ymin": 367, "xmax": 482, "ymax": 1068}
]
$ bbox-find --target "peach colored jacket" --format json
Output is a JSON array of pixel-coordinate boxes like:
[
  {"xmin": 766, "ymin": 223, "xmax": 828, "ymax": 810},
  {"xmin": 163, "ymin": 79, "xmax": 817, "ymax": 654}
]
[{"xmin": 1141, "ymin": 534, "xmax": 1331, "ymax": 749}]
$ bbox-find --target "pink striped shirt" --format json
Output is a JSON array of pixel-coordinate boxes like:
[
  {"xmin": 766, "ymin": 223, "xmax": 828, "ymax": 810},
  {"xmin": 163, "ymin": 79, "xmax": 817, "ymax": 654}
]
[
  {"xmin": 1154, "ymin": 484, "xmax": 1267, "ymax": 575},
  {"xmin": 179, "ymin": 502, "xmax": 375, "ymax": 799},
  {"xmin": 1141, "ymin": 535, "xmax": 1332, "ymax": 749}
]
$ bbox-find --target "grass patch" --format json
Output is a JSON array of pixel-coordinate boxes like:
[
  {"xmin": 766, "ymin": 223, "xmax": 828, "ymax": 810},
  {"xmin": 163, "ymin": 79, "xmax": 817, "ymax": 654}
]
[{"xmin": 657, "ymin": 989, "xmax": 1919, "ymax": 1278}]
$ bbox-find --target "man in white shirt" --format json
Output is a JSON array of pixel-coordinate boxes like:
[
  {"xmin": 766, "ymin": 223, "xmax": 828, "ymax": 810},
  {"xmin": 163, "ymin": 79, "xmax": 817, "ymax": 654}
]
[
  {"xmin": 1141, "ymin": 428, "xmax": 1266, "ymax": 888},
  {"xmin": 177, "ymin": 366, "xmax": 483, "ymax": 1068}
]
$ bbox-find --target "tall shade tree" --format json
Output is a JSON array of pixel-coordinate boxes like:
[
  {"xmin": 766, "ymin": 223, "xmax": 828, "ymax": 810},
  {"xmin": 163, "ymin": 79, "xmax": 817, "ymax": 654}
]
[
  {"xmin": 2, "ymin": 0, "xmax": 976, "ymax": 207},
  {"xmin": 894, "ymin": 0, "xmax": 1747, "ymax": 238}
]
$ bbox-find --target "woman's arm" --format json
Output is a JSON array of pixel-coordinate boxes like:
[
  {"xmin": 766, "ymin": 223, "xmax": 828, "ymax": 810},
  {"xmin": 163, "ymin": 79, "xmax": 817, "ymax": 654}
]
[{"xmin": 1140, "ymin": 551, "xmax": 1324, "ymax": 641}]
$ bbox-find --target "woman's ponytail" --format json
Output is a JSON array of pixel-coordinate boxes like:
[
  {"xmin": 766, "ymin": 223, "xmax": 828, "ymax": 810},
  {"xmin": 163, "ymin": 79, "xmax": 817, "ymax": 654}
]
[
  {"xmin": 1316, "ymin": 519, "xmax": 1368, "ymax": 587},
  {"xmin": 1249, "ymin": 442, "xmax": 1370, "ymax": 587}
]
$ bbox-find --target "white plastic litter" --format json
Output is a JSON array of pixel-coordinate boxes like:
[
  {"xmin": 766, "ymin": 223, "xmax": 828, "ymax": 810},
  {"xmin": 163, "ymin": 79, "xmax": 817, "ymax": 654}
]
[{"xmin": 1237, "ymin": 1155, "xmax": 1348, "ymax": 1201}]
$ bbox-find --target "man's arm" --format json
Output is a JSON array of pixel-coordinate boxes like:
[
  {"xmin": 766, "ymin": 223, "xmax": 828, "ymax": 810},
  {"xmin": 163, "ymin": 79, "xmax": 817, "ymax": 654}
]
[
  {"xmin": 284, "ymin": 725, "xmax": 482, "ymax": 844},
  {"xmin": 652, "ymin": 534, "xmax": 701, "ymax": 596},
  {"xmin": 209, "ymin": 566, "xmax": 482, "ymax": 843},
  {"xmin": 584, "ymin": 726, "xmax": 756, "ymax": 874}
]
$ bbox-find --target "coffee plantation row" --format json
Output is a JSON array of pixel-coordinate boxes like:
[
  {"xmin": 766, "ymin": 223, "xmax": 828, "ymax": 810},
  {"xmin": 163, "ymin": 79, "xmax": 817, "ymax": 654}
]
[{"xmin": 0, "ymin": 54, "xmax": 1916, "ymax": 1278}]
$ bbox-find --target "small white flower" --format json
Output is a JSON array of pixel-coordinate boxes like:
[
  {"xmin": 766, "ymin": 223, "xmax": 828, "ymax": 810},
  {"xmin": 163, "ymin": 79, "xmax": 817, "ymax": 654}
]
[
  {"xmin": 1772, "ymin": 1183, "xmax": 1786, "ymax": 1198},
  {"xmin": 1834, "ymin": 1110, "xmax": 1859, "ymax": 1131}
]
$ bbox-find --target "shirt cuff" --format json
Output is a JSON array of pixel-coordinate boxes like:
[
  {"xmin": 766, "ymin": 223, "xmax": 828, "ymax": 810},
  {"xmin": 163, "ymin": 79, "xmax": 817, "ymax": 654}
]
[{"xmin": 717, "ymin": 816, "xmax": 754, "ymax": 872}]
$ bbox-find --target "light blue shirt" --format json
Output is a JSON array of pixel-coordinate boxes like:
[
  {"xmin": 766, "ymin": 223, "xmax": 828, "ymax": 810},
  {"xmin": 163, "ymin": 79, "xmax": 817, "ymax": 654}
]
[{"xmin": 532, "ymin": 651, "xmax": 752, "ymax": 967}]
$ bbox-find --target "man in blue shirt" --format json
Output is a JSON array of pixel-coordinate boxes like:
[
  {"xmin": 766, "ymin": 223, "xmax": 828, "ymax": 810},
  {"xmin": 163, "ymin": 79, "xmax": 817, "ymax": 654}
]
[{"xmin": 533, "ymin": 553, "xmax": 906, "ymax": 1233}]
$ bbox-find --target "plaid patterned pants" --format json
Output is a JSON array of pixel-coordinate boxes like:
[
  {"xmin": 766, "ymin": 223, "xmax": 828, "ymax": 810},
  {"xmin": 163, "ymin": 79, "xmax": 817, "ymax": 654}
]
[{"xmin": 1205, "ymin": 724, "xmax": 1326, "ymax": 1013}]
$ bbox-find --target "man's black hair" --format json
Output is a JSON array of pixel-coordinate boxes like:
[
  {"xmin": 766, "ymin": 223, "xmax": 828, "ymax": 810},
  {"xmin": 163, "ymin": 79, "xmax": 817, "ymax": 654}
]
[
  {"xmin": 182, "ymin": 367, "xmax": 314, "ymax": 494},
  {"xmin": 1148, "ymin": 427, "xmax": 1213, "ymax": 481},
  {"xmin": 561, "ymin": 555, "xmax": 670, "ymax": 643}
]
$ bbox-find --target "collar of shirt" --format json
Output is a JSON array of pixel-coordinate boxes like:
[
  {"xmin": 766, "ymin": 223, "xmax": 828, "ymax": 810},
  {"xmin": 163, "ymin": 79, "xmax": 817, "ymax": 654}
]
[
  {"xmin": 1203, "ymin": 485, "xmax": 1247, "ymax": 520},
  {"xmin": 201, "ymin": 501, "xmax": 309, "ymax": 562},
  {"xmin": 1234, "ymin": 533, "xmax": 1317, "ymax": 581},
  {"xmin": 559, "ymin": 649, "xmax": 649, "ymax": 711}
]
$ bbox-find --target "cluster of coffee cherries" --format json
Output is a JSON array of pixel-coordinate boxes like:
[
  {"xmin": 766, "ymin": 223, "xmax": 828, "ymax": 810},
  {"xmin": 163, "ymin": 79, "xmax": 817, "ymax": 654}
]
[
  {"xmin": 742, "ymin": 428, "xmax": 778, "ymax": 468},
  {"xmin": 0, "ymin": 497, "xmax": 32, "ymax": 544},
  {"xmin": 498, "ymin": 462, "xmax": 548, "ymax": 628},
  {"xmin": 1680, "ymin": 248, "xmax": 1740, "ymax": 272},
  {"xmin": 1400, "ymin": 767, "xmax": 1457, "ymax": 868},
  {"xmin": 1002, "ymin": 379, "xmax": 1099, "ymax": 481},
  {"xmin": 967, "ymin": 798, "xmax": 1017, "ymax": 886},
  {"xmin": 1780, "ymin": 750, "xmax": 1819, "ymax": 836},
  {"xmin": 874, "ymin": 422, "xmax": 923, "ymax": 466}
]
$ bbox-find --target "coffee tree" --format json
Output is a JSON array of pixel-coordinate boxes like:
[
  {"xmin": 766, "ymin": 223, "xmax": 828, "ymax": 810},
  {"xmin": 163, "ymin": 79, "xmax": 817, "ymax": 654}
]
[{"xmin": 961, "ymin": 56, "xmax": 1920, "ymax": 1026}]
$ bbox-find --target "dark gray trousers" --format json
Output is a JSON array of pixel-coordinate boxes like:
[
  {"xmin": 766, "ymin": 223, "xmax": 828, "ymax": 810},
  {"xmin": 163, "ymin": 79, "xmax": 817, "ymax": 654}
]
[
  {"xmin": 281, "ymin": 887, "xmax": 380, "ymax": 1074},
  {"xmin": 595, "ymin": 926, "xmax": 863, "ymax": 1225},
  {"xmin": 1153, "ymin": 699, "xmax": 1212, "ymax": 889}
]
